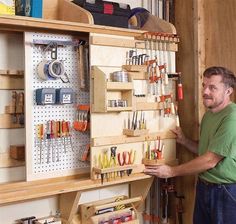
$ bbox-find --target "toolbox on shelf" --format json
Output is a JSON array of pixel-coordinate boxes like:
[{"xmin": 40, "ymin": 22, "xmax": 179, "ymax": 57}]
[
  {"xmin": 80, "ymin": 195, "xmax": 141, "ymax": 224},
  {"xmin": 72, "ymin": 0, "xmax": 131, "ymax": 28}
]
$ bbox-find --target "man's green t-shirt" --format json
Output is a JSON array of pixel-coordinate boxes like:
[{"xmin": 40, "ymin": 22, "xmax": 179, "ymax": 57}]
[{"xmin": 198, "ymin": 103, "xmax": 236, "ymax": 183}]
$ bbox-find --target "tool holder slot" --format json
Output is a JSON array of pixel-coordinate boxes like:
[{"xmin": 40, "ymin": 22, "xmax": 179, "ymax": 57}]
[
  {"xmin": 80, "ymin": 195, "xmax": 142, "ymax": 224},
  {"xmin": 123, "ymin": 128, "xmax": 149, "ymax": 137},
  {"xmin": 92, "ymin": 164, "xmax": 138, "ymax": 181},
  {"xmin": 142, "ymin": 158, "xmax": 178, "ymax": 166}
]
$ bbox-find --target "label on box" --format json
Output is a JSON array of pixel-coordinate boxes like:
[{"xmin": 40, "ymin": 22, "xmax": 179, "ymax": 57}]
[
  {"xmin": 44, "ymin": 94, "xmax": 54, "ymax": 104},
  {"xmin": 62, "ymin": 94, "xmax": 71, "ymax": 104}
]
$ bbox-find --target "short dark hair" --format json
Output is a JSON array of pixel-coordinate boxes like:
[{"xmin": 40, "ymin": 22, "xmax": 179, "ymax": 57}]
[{"xmin": 203, "ymin": 66, "xmax": 236, "ymax": 89}]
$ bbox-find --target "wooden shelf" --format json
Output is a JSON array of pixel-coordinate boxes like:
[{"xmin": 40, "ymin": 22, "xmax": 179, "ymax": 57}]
[
  {"xmin": 0, "ymin": 69, "xmax": 24, "ymax": 76},
  {"xmin": 91, "ymin": 66, "xmax": 133, "ymax": 113},
  {"xmin": 107, "ymin": 106, "xmax": 133, "ymax": 112},
  {"xmin": 122, "ymin": 65, "xmax": 148, "ymax": 73},
  {"xmin": 0, "ymin": 152, "xmax": 25, "ymax": 168},
  {"xmin": 107, "ymin": 81, "xmax": 133, "ymax": 90},
  {"xmin": 92, "ymin": 130, "xmax": 176, "ymax": 147},
  {"xmin": 0, "ymin": 73, "xmax": 24, "ymax": 90},
  {"xmin": 0, "ymin": 14, "xmax": 144, "ymax": 37},
  {"xmin": 0, "ymin": 114, "xmax": 24, "ymax": 129},
  {"xmin": 0, "ymin": 173, "xmax": 152, "ymax": 205},
  {"xmin": 90, "ymin": 35, "xmax": 178, "ymax": 51}
]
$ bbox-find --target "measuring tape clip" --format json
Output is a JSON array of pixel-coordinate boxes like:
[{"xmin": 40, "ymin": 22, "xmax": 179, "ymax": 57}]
[{"xmin": 37, "ymin": 59, "xmax": 65, "ymax": 81}]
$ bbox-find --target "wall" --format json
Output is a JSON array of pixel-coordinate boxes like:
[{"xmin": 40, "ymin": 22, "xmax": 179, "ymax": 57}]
[{"xmin": 175, "ymin": 0, "xmax": 236, "ymax": 223}]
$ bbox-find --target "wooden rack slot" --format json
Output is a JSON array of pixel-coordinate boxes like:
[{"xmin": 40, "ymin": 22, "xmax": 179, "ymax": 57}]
[
  {"xmin": 90, "ymin": 36, "xmax": 178, "ymax": 51},
  {"xmin": 123, "ymin": 128, "xmax": 149, "ymax": 137},
  {"xmin": 91, "ymin": 130, "xmax": 176, "ymax": 147},
  {"xmin": 92, "ymin": 164, "xmax": 143, "ymax": 181},
  {"xmin": 122, "ymin": 65, "xmax": 148, "ymax": 73}
]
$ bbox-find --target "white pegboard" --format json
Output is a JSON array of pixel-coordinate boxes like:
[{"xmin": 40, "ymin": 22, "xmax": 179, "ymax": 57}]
[{"xmin": 25, "ymin": 32, "xmax": 90, "ymax": 179}]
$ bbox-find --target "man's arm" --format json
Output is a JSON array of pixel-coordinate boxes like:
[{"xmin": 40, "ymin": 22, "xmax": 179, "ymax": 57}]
[
  {"xmin": 144, "ymin": 151, "xmax": 224, "ymax": 178},
  {"xmin": 172, "ymin": 127, "xmax": 199, "ymax": 154}
]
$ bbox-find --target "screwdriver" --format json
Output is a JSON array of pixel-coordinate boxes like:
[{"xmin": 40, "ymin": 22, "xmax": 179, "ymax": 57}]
[
  {"xmin": 66, "ymin": 121, "xmax": 74, "ymax": 152},
  {"xmin": 37, "ymin": 124, "xmax": 44, "ymax": 163},
  {"xmin": 62, "ymin": 120, "xmax": 67, "ymax": 153},
  {"xmin": 46, "ymin": 121, "xmax": 51, "ymax": 163},
  {"xmin": 54, "ymin": 121, "xmax": 60, "ymax": 162}
]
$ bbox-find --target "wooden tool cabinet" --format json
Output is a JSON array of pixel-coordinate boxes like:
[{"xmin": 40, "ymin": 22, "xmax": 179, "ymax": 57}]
[{"xmin": 0, "ymin": 1, "xmax": 180, "ymax": 224}]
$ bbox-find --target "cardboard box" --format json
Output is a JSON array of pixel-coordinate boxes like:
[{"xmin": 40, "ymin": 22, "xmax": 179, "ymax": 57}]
[
  {"xmin": 10, "ymin": 145, "xmax": 25, "ymax": 161},
  {"xmin": 0, "ymin": 0, "xmax": 15, "ymax": 15}
]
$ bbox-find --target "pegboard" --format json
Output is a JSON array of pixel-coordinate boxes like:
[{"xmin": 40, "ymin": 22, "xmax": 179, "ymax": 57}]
[{"xmin": 24, "ymin": 32, "xmax": 90, "ymax": 180}]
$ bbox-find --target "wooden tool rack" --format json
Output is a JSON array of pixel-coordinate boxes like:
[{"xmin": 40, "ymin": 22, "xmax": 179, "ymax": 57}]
[{"xmin": 0, "ymin": 1, "xmax": 179, "ymax": 223}]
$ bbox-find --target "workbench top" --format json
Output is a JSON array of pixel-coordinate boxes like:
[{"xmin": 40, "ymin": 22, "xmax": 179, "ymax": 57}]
[{"xmin": 0, "ymin": 173, "xmax": 152, "ymax": 205}]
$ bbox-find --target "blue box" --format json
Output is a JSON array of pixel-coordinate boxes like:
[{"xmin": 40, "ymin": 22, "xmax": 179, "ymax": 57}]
[{"xmin": 15, "ymin": 0, "xmax": 42, "ymax": 18}]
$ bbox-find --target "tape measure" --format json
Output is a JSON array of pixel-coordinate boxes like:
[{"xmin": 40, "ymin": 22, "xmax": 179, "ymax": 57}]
[{"xmin": 37, "ymin": 59, "xmax": 65, "ymax": 81}]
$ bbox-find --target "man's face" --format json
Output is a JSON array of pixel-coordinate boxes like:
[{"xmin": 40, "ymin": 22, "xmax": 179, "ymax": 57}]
[{"xmin": 202, "ymin": 75, "xmax": 230, "ymax": 112}]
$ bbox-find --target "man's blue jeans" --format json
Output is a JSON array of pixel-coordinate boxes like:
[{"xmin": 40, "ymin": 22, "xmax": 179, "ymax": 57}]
[{"xmin": 193, "ymin": 179, "xmax": 236, "ymax": 224}]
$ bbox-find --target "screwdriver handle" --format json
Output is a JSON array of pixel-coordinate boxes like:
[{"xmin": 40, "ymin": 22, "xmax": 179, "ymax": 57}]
[{"xmin": 177, "ymin": 77, "xmax": 183, "ymax": 100}]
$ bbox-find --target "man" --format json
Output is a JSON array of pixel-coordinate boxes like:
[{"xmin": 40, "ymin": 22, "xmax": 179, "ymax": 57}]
[{"xmin": 144, "ymin": 66, "xmax": 236, "ymax": 224}]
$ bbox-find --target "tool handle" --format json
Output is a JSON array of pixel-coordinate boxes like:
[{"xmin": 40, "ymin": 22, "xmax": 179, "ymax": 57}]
[{"xmin": 177, "ymin": 83, "xmax": 183, "ymax": 100}]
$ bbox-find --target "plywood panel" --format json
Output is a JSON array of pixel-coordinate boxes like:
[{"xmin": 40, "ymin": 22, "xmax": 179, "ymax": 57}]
[{"xmin": 204, "ymin": 0, "xmax": 236, "ymax": 103}]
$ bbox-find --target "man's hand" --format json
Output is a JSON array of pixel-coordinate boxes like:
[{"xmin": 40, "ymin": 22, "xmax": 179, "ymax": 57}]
[
  {"xmin": 144, "ymin": 165, "xmax": 175, "ymax": 178},
  {"xmin": 171, "ymin": 127, "xmax": 186, "ymax": 145},
  {"xmin": 171, "ymin": 127, "xmax": 199, "ymax": 154}
]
